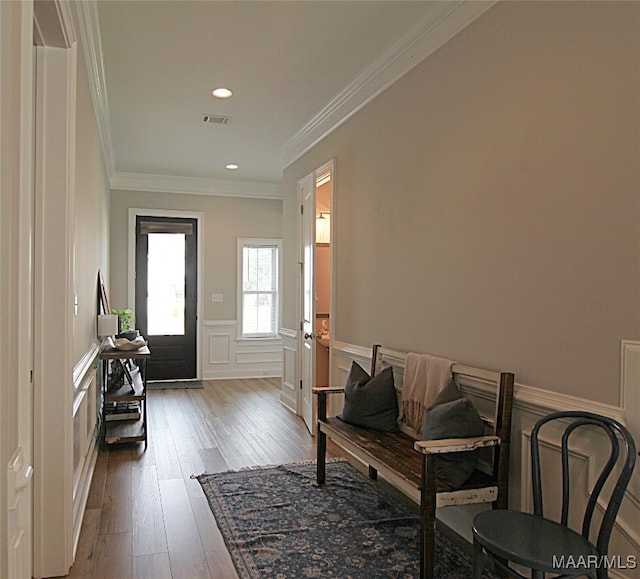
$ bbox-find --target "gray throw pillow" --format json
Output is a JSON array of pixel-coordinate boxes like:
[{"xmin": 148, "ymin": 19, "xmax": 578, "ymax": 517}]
[
  {"xmin": 422, "ymin": 380, "xmax": 484, "ymax": 488},
  {"xmin": 338, "ymin": 362, "xmax": 398, "ymax": 432}
]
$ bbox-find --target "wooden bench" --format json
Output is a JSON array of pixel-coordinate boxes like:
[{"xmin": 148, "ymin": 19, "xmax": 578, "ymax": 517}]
[{"xmin": 314, "ymin": 345, "xmax": 515, "ymax": 579}]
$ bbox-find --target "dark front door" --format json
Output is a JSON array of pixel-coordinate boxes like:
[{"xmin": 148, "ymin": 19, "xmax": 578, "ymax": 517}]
[{"xmin": 135, "ymin": 216, "xmax": 197, "ymax": 380}]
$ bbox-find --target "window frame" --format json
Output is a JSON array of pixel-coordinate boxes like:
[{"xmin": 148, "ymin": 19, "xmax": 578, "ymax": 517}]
[{"xmin": 237, "ymin": 238, "xmax": 282, "ymax": 339}]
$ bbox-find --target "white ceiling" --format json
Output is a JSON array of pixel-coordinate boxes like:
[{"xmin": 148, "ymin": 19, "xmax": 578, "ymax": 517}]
[{"xmin": 86, "ymin": 1, "xmax": 495, "ymax": 196}]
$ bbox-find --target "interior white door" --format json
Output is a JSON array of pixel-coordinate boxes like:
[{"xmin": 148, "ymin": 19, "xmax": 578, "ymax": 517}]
[{"xmin": 299, "ymin": 174, "xmax": 316, "ymax": 432}]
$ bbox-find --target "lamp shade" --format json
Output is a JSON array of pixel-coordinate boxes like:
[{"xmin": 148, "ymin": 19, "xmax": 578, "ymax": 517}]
[
  {"xmin": 316, "ymin": 212, "xmax": 330, "ymax": 244},
  {"xmin": 97, "ymin": 314, "xmax": 118, "ymax": 337}
]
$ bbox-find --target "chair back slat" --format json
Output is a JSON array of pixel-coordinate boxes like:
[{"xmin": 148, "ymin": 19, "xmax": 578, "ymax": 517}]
[
  {"xmin": 530, "ymin": 411, "xmax": 637, "ymax": 558},
  {"xmin": 371, "ymin": 343, "xmax": 382, "ymax": 377},
  {"xmin": 492, "ymin": 372, "xmax": 514, "ymax": 509}
]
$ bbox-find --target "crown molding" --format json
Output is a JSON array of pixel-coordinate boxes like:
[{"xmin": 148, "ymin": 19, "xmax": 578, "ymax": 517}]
[
  {"xmin": 70, "ymin": 0, "xmax": 280, "ymax": 200},
  {"xmin": 279, "ymin": 0, "xmax": 498, "ymax": 170},
  {"xmin": 110, "ymin": 171, "xmax": 282, "ymax": 200},
  {"xmin": 33, "ymin": 0, "xmax": 76, "ymax": 48},
  {"xmin": 74, "ymin": 0, "xmax": 496, "ymax": 191},
  {"xmin": 73, "ymin": 0, "xmax": 116, "ymax": 177},
  {"xmin": 55, "ymin": 0, "xmax": 76, "ymax": 47}
]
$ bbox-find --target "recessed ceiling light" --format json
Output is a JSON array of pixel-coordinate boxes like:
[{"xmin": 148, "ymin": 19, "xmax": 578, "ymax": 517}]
[
  {"xmin": 212, "ymin": 87, "xmax": 233, "ymax": 99},
  {"xmin": 225, "ymin": 163, "xmax": 239, "ymax": 170}
]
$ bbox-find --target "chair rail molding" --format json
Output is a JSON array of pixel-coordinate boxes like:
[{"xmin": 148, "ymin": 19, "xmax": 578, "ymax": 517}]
[
  {"xmin": 332, "ymin": 341, "xmax": 628, "ymax": 422},
  {"xmin": 72, "ymin": 342, "xmax": 101, "ymax": 390}
]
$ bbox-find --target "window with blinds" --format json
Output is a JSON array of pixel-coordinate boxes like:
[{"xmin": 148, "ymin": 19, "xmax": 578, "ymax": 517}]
[{"xmin": 238, "ymin": 239, "xmax": 281, "ymax": 338}]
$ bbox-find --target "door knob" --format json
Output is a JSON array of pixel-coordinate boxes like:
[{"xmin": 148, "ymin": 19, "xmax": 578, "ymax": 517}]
[{"xmin": 304, "ymin": 332, "xmax": 313, "ymax": 340}]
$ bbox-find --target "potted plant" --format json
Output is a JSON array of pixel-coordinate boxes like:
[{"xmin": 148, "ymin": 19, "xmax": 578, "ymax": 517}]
[{"xmin": 112, "ymin": 308, "xmax": 136, "ymax": 338}]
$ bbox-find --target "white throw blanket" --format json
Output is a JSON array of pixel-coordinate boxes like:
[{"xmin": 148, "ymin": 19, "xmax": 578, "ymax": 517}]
[{"xmin": 400, "ymin": 353, "xmax": 454, "ymax": 433}]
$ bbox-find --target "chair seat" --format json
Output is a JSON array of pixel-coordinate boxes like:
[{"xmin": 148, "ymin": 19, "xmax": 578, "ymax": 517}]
[{"xmin": 473, "ymin": 510, "xmax": 599, "ymax": 573}]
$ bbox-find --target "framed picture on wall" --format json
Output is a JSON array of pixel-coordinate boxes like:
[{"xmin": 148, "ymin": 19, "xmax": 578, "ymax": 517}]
[{"xmin": 98, "ymin": 270, "xmax": 111, "ymax": 315}]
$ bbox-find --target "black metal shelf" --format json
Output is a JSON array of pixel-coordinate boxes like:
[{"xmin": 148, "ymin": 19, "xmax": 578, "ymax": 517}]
[{"xmin": 100, "ymin": 345, "xmax": 150, "ymax": 448}]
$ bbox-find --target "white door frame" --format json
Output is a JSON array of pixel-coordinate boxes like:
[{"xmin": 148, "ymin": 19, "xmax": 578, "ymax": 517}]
[
  {"xmin": 127, "ymin": 208, "xmax": 205, "ymax": 379},
  {"xmin": 1, "ymin": 2, "xmax": 37, "ymax": 578},
  {"xmin": 32, "ymin": 1, "xmax": 78, "ymax": 576},
  {"xmin": 296, "ymin": 159, "xmax": 335, "ymax": 430},
  {"xmin": 298, "ymin": 173, "xmax": 316, "ymax": 431}
]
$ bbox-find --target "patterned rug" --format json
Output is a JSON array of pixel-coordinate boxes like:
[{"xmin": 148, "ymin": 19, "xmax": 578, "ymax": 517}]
[
  {"xmin": 147, "ymin": 380, "xmax": 203, "ymax": 390},
  {"xmin": 196, "ymin": 459, "xmax": 496, "ymax": 578}
]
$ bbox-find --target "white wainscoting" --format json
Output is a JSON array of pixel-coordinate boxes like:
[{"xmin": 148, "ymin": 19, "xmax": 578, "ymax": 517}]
[
  {"xmin": 202, "ymin": 320, "xmax": 282, "ymax": 379},
  {"xmin": 279, "ymin": 328, "xmax": 298, "ymax": 412},
  {"xmin": 71, "ymin": 343, "xmax": 101, "ymax": 560},
  {"xmin": 330, "ymin": 340, "xmax": 640, "ymax": 577}
]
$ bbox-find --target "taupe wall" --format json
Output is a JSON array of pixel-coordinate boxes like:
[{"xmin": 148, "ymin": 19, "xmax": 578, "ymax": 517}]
[
  {"xmin": 283, "ymin": 1, "xmax": 640, "ymax": 404},
  {"xmin": 72, "ymin": 41, "xmax": 111, "ymax": 365},
  {"xmin": 109, "ymin": 190, "xmax": 282, "ymax": 321}
]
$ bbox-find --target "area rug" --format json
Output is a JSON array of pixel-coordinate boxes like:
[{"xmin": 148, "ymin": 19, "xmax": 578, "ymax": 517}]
[
  {"xmin": 147, "ymin": 380, "xmax": 203, "ymax": 390},
  {"xmin": 196, "ymin": 459, "xmax": 496, "ymax": 579}
]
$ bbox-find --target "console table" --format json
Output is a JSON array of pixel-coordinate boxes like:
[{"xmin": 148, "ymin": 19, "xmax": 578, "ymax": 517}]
[{"xmin": 100, "ymin": 345, "xmax": 151, "ymax": 448}]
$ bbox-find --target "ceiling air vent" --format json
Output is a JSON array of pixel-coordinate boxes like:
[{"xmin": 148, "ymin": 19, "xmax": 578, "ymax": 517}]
[{"xmin": 202, "ymin": 114, "xmax": 231, "ymax": 125}]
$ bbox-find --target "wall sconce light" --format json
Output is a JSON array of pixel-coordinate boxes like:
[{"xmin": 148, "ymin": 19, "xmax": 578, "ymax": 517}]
[
  {"xmin": 316, "ymin": 212, "xmax": 330, "ymax": 244},
  {"xmin": 97, "ymin": 314, "xmax": 119, "ymax": 338}
]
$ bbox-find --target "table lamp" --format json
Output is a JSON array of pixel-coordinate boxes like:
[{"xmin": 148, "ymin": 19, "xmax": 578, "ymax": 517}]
[{"xmin": 97, "ymin": 314, "xmax": 119, "ymax": 338}]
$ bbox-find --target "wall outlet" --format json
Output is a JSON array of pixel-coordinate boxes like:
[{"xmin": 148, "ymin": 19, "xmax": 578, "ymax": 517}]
[{"xmin": 211, "ymin": 293, "xmax": 224, "ymax": 303}]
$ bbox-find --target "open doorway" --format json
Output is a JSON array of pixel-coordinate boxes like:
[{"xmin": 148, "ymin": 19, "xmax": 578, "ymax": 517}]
[
  {"xmin": 298, "ymin": 160, "xmax": 334, "ymax": 433},
  {"xmin": 314, "ymin": 168, "xmax": 332, "ymax": 390}
]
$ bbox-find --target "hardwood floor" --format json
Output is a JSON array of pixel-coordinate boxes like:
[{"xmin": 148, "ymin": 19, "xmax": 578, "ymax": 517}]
[{"xmin": 63, "ymin": 378, "xmax": 337, "ymax": 579}]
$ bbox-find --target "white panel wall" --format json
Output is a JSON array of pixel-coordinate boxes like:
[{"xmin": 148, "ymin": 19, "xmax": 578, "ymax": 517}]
[
  {"xmin": 279, "ymin": 329, "xmax": 298, "ymax": 412},
  {"xmin": 317, "ymin": 340, "xmax": 640, "ymax": 578},
  {"xmin": 202, "ymin": 321, "xmax": 282, "ymax": 379},
  {"xmin": 70, "ymin": 345, "xmax": 100, "ymax": 558}
]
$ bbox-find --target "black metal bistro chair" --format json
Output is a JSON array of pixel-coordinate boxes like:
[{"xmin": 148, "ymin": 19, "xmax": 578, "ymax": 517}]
[{"xmin": 472, "ymin": 411, "xmax": 636, "ymax": 579}]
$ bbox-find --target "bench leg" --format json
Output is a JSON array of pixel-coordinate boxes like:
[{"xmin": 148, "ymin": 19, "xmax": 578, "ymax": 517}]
[
  {"xmin": 317, "ymin": 429, "xmax": 327, "ymax": 484},
  {"xmin": 316, "ymin": 392, "xmax": 328, "ymax": 485},
  {"xmin": 368, "ymin": 465, "xmax": 377, "ymax": 480},
  {"xmin": 420, "ymin": 454, "xmax": 437, "ymax": 579},
  {"xmin": 472, "ymin": 536, "xmax": 484, "ymax": 579}
]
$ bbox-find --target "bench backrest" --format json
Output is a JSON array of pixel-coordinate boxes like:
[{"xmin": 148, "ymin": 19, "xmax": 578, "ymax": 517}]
[{"xmin": 371, "ymin": 344, "xmax": 515, "ymax": 499}]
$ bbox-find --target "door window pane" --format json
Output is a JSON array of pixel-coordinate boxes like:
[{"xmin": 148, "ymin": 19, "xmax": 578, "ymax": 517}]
[{"xmin": 147, "ymin": 233, "xmax": 185, "ymax": 335}]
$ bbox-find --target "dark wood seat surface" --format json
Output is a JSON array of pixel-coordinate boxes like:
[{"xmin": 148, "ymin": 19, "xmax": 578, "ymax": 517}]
[{"xmin": 321, "ymin": 416, "xmax": 497, "ymax": 493}]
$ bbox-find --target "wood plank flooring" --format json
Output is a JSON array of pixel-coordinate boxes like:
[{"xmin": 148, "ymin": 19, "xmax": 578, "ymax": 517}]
[{"xmin": 63, "ymin": 378, "xmax": 340, "ymax": 579}]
